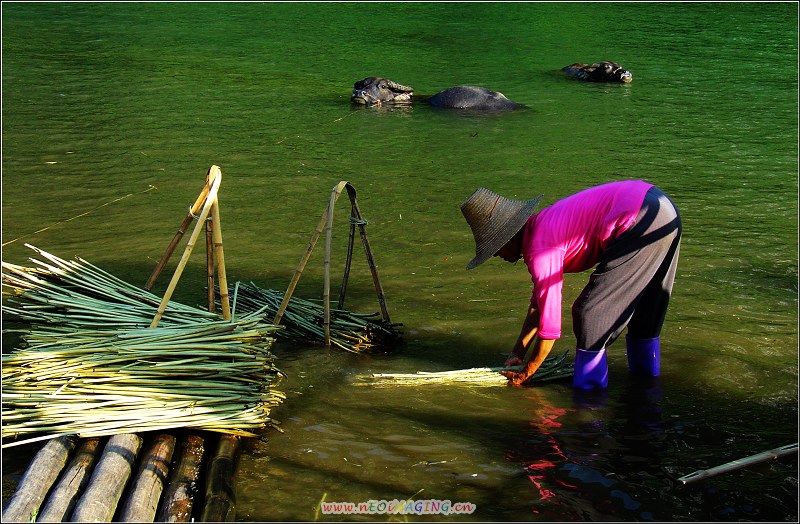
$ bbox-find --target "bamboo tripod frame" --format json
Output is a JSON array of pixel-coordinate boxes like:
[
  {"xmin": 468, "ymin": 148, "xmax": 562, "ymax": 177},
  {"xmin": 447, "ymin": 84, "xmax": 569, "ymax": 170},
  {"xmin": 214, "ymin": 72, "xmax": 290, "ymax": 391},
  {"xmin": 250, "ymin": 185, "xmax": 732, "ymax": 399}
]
[
  {"xmin": 273, "ymin": 181, "xmax": 391, "ymax": 347},
  {"xmin": 144, "ymin": 165, "xmax": 231, "ymax": 326}
]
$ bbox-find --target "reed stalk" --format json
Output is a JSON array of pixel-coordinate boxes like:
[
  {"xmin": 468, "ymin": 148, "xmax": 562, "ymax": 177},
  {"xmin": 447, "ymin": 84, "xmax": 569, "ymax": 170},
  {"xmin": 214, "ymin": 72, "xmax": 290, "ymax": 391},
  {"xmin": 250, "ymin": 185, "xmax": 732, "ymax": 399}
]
[
  {"xmin": 357, "ymin": 352, "xmax": 574, "ymax": 387},
  {"xmin": 218, "ymin": 281, "xmax": 402, "ymax": 353}
]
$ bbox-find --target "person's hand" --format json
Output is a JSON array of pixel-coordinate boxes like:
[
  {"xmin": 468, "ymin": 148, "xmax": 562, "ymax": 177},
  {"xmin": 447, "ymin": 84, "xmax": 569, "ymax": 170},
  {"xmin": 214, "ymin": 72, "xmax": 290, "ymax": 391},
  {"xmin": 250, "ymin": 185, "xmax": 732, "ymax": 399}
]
[
  {"xmin": 503, "ymin": 352, "xmax": 523, "ymax": 368},
  {"xmin": 500, "ymin": 369, "xmax": 532, "ymax": 386}
]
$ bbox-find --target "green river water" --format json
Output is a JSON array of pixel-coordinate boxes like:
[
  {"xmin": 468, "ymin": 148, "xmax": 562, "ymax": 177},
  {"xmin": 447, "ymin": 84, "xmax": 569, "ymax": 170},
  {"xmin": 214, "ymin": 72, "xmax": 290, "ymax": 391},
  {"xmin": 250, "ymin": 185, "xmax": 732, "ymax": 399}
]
[{"xmin": 2, "ymin": 2, "xmax": 797, "ymax": 521}]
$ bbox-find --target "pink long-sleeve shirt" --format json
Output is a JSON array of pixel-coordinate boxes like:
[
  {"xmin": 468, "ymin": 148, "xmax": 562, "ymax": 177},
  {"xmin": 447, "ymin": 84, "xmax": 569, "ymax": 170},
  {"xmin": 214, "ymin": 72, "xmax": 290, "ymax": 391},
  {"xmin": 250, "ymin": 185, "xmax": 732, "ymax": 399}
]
[{"xmin": 521, "ymin": 180, "xmax": 653, "ymax": 339}]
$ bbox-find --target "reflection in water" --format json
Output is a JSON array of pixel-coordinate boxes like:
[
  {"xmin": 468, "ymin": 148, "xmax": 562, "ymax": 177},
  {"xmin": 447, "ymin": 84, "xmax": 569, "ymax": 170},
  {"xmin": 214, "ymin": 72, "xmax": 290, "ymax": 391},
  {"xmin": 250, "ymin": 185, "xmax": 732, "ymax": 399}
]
[
  {"xmin": 503, "ymin": 378, "xmax": 797, "ymax": 521},
  {"xmin": 519, "ymin": 389, "xmax": 570, "ymax": 507},
  {"xmin": 507, "ymin": 381, "xmax": 668, "ymax": 520}
]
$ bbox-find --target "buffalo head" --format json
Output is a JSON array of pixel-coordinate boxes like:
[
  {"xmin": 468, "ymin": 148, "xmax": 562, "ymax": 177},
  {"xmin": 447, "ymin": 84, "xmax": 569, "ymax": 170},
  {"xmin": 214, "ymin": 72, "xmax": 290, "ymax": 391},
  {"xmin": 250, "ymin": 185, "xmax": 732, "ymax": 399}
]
[
  {"xmin": 351, "ymin": 77, "xmax": 415, "ymax": 106},
  {"xmin": 563, "ymin": 62, "xmax": 633, "ymax": 83}
]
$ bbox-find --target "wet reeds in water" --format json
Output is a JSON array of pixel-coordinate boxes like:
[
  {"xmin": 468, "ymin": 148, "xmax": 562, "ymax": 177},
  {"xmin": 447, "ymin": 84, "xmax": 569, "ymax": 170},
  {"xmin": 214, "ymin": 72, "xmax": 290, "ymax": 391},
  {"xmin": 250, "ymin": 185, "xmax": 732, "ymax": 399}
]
[
  {"xmin": 220, "ymin": 281, "xmax": 402, "ymax": 353},
  {"xmin": 357, "ymin": 351, "xmax": 574, "ymax": 387}
]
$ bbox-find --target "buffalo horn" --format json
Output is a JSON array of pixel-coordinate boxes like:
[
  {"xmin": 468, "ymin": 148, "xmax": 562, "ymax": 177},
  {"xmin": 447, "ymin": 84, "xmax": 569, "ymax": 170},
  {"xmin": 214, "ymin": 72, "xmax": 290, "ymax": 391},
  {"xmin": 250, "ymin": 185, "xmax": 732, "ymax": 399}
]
[{"xmin": 387, "ymin": 80, "xmax": 414, "ymax": 93}]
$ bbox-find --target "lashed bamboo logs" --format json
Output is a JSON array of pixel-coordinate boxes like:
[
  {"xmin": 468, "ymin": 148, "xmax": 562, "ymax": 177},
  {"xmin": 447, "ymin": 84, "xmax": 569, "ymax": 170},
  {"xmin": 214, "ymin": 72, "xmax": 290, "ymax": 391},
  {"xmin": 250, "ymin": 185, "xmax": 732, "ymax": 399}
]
[
  {"xmin": 200, "ymin": 434, "xmax": 240, "ymax": 522},
  {"xmin": 1, "ymin": 435, "xmax": 77, "ymax": 523},
  {"xmin": 156, "ymin": 433, "xmax": 206, "ymax": 522},
  {"xmin": 118, "ymin": 433, "xmax": 177, "ymax": 522},
  {"xmin": 35, "ymin": 437, "xmax": 103, "ymax": 522},
  {"xmin": 70, "ymin": 433, "xmax": 143, "ymax": 522}
]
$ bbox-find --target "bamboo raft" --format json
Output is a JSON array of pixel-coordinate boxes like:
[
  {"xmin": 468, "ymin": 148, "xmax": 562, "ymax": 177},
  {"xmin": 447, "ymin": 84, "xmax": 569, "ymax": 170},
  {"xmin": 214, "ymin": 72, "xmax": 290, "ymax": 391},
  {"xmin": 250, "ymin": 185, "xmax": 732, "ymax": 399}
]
[
  {"xmin": 2, "ymin": 167, "xmax": 267, "ymax": 521},
  {"xmin": 2, "ymin": 430, "xmax": 242, "ymax": 522}
]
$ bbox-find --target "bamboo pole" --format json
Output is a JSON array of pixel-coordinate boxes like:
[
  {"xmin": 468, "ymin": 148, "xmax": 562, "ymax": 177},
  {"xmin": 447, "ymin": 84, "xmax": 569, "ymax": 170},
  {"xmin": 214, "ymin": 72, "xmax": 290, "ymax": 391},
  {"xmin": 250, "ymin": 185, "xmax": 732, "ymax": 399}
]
[
  {"xmin": 118, "ymin": 433, "xmax": 177, "ymax": 522},
  {"xmin": 200, "ymin": 435, "xmax": 241, "ymax": 522},
  {"xmin": 677, "ymin": 442, "xmax": 798, "ymax": 485},
  {"xmin": 273, "ymin": 208, "xmax": 329, "ymax": 326},
  {"xmin": 1, "ymin": 435, "xmax": 77, "ymax": 523},
  {"xmin": 156, "ymin": 434, "xmax": 206, "ymax": 523},
  {"xmin": 337, "ymin": 210, "xmax": 357, "ymax": 310},
  {"xmin": 274, "ymin": 181, "xmax": 347, "ymax": 331},
  {"xmin": 144, "ymin": 168, "xmax": 217, "ymax": 290},
  {"xmin": 344, "ymin": 185, "xmax": 391, "ymax": 322},
  {"xmin": 210, "ymin": 200, "xmax": 231, "ymax": 320},
  {"xmin": 35, "ymin": 437, "xmax": 104, "ymax": 523},
  {"xmin": 206, "ymin": 218, "xmax": 216, "ymax": 312},
  {"xmin": 70, "ymin": 433, "xmax": 143, "ymax": 522},
  {"xmin": 323, "ymin": 181, "xmax": 349, "ymax": 346},
  {"xmin": 150, "ymin": 166, "xmax": 222, "ymax": 328}
]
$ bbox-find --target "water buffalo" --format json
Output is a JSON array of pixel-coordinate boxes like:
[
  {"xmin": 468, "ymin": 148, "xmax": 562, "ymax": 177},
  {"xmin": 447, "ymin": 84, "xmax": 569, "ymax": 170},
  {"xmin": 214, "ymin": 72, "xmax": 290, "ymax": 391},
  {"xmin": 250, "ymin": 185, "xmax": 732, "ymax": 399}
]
[
  {"xmin": 351, "ymin": 77, "xmax": 525, "ymax": 111},
  {"xmin": 562, "ymin": 61, "xmax": 632, "ymax": 83}
]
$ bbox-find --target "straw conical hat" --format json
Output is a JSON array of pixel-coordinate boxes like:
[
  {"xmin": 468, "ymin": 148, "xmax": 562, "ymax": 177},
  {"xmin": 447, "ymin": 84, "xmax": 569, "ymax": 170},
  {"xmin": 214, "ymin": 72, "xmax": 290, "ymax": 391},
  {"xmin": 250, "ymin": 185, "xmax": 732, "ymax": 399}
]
[{"xmin": 460, "ymin": 188, "xmax": 542, "ymax": 270}]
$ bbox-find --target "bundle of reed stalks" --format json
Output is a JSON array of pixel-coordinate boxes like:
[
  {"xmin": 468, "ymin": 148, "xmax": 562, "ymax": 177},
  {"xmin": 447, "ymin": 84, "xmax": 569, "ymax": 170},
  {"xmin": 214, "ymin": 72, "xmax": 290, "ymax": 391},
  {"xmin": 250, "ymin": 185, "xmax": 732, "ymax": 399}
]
[
  {"xmin": 357, "ymin": 351, "xmax": 573, "ymax": 387},
  {"xmin": 1, "ymin": 245, "xmax": 285, "ymax": 448},
  {"xmin": 221, "ymin": 281, "xmax": 402, "ymax": 353},
  {"xmin": 2, "ymin": 320, "xmax": 286, "ymax": 448},
  {"xmin": 2, "ymin": 244, "xmax": 224, "ymax": 329}
]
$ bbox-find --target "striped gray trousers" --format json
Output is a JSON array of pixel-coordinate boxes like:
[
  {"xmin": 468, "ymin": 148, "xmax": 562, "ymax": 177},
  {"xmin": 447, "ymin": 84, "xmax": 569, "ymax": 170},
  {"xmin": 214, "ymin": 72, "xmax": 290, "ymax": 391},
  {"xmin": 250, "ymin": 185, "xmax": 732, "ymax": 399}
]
[{"xmin": 572, "ymin": 186, "xmax": 682, "ymax": 350}]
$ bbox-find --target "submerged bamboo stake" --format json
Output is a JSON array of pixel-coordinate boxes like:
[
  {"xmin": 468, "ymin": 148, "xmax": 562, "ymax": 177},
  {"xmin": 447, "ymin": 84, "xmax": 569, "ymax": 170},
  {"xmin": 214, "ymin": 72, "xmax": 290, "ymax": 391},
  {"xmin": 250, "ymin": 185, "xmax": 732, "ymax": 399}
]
[
  {"xmin": 200, "ymin": 434, "xmax": 241, "ymax": 523},
  {"xmin": 118, "ymin": 433, "xmax": 177, "ymax": 522},
  {"xmin": 1, "ymin": 435, "xmax": 77, "ymax": 523},
  {"xmin": 677, "ymin": 442, "xmax": 798, "ymax": 485},
  {"xmin": 36, "ymin": 437, "xmax": 104, "ymax": 523},
  {"xmin": 70, "ymin": 433, "xmax": 143, "ymax": 522},
  {"xmin": 156, "ymin": 434, "xmax": 206, "ymax": 523},
  {"xmin": 150, "ymin": 166, "xmax": 222, "ymax": 328}
]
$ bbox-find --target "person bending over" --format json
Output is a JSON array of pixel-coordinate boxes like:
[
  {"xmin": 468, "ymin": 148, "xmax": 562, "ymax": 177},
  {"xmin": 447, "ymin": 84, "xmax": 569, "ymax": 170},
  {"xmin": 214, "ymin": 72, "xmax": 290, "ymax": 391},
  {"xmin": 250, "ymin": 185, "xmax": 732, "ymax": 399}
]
[{"xmin": 460, "ymin": 180, "xmax": 682, "ymax": 388}]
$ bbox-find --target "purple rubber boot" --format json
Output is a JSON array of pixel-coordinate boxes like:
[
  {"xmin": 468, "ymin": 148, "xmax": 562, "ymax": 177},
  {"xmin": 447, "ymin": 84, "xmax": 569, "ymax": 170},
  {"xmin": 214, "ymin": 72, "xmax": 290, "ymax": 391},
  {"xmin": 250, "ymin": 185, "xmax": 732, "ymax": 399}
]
[
  {"xmin": 626, "ymin": 336, "xmax": 660, "ymax": 377},
  {"xmin": 573, "ymin": 348, "xmax": 608, "ymax": 390}
]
